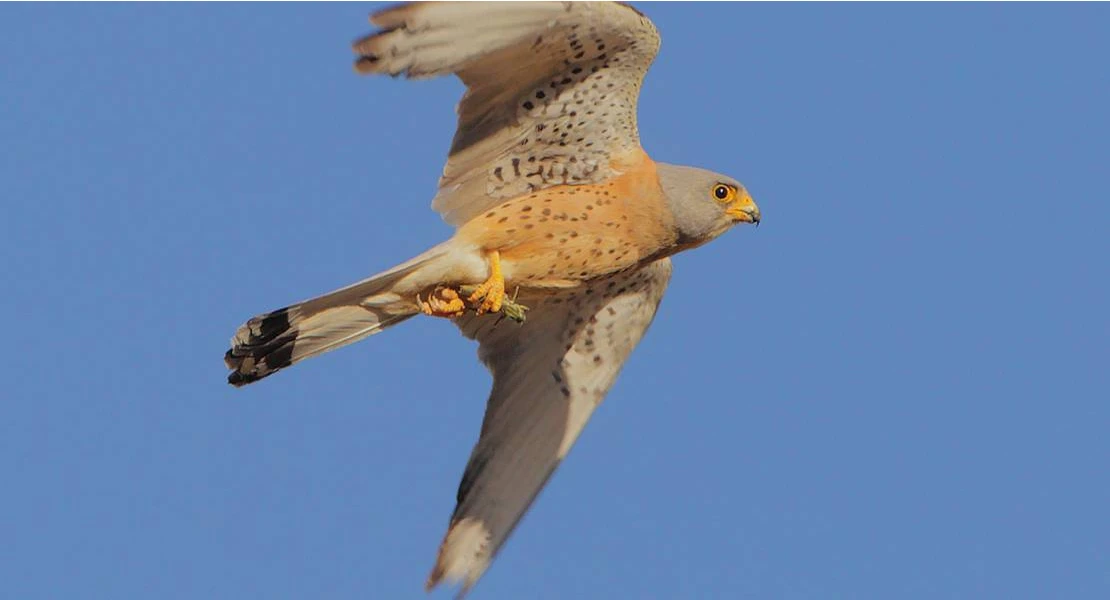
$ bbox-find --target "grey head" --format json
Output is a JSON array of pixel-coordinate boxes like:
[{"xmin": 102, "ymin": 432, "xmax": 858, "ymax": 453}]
[{"xmin": 656, "ymin": 163, "xmax": 761, "ymax": 249}]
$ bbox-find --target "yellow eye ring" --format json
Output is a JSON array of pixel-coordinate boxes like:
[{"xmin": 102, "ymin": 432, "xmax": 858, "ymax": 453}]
[{"xmin": 712, "ymin": 184, "xmax": 735, "ymax": 202}]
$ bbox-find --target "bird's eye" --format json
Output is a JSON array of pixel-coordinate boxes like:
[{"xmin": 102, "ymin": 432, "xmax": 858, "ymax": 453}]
[{"xmin": 713, "ymin": 184, "xmax": 733, "ymax": 201}]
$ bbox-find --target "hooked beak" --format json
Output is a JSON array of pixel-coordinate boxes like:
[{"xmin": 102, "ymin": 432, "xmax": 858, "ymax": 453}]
[{"xmin": 726, "ymin": 190, "xmax": 761, "ymax": 225}]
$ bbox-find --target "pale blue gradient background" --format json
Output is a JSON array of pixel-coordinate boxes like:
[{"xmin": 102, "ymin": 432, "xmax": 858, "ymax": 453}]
[{"xmin": 2, "ymin": 3, "xmax": 1107, "ymax": 599}]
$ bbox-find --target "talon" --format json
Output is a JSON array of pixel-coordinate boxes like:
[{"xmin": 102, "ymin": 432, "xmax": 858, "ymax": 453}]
[
  {"xmin": 467, "ymin": 250, "xmax": 506, "ymax": 316},
  {"xmin": 418, "ymin": 287, "xmax": 466, "ymax": 318}
]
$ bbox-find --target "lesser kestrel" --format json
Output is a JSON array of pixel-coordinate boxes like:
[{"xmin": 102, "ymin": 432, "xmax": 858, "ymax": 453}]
[{"xmin": 225, "ymin": 2, "xmax": 761, "ymax": 595}]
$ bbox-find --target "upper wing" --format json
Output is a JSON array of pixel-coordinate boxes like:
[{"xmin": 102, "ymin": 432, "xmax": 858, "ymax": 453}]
[
  {"xmin": 428, "ymin": 259, "xmax": 673, "ymax": 595},
  {"xmin": 353, "ymin": 1, "xmax": 662, "ymax": 226}
]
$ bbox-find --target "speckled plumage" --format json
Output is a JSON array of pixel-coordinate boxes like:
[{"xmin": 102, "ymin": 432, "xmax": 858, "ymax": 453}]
[
  {"xmin": 354, "ymin": 1, "xmax": 661, "ymax": 226},
  {"xmin": 456, "ymin": 150, "xmax": 674, "ymax": 288},
  {"xmin": 225, "ymin": 2, "xmax": 761, "ymax": 596}
]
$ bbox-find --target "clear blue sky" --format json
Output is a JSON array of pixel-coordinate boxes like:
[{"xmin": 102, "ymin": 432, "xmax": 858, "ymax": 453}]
[{"xmin": 2, "ymin": 3, "xmax": 1107, "ymax": 599}]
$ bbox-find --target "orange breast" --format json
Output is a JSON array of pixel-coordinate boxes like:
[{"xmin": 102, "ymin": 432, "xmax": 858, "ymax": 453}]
[{"xmin": 454, "ymin": 153, "xmax": 676, "ymax": 288}]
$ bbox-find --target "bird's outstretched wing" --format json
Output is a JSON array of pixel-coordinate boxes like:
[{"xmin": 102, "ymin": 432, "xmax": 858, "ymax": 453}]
[
  {"xmin": 353, "ymin": 1, "xmax": 662, "ymax": 226},
  {"xmin": 428, "ymin": 259, "xmax": 672, "ymax": 595}
]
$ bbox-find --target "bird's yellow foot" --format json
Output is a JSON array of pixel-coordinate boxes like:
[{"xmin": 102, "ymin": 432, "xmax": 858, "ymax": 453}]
[
  {"xmin": 467, "ymin": 250, "xmax": 506, "ymax": 316},
  {"xmin": 417, "ymin": 287, "xmax": 466, "ymax": 318}
]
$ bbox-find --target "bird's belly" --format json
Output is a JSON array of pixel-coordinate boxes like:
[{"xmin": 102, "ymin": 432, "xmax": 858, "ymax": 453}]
[
  {"xmin": 454, "ymin": 180, "xmax": 676, "ymax": 289},
  {"xmin": 498, "ymin": 227, "xmax": 647, "ymax": 289}
]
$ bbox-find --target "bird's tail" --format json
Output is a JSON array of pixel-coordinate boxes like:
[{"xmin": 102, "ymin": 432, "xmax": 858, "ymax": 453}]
[{"xmin": 225, "ymin": 243, "xmax": 451, "ymax": 386}]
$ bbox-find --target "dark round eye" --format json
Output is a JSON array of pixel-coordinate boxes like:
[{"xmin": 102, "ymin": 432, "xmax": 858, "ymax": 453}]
[{"xmin": 713, "ymin": 185, "xmax": 731, "ymax": 200}]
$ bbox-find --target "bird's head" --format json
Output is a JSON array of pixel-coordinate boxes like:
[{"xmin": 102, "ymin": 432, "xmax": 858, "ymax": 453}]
[{"xmin": 657, "ymin": 163, "xmax": 760, "ymax": 248}]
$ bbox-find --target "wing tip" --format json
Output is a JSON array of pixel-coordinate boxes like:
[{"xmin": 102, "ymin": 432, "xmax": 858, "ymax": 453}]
[
  {"xmin": 352, "ymin": 54, "xmax": 381, "ymax": 75},
  {"xmin": 353, "ymin": 0, "xmax": 422, "ymax": 74},
  {"xmin": 424, "ymin": 566, "xmax": 444, "ymax": 593},
  {"xmin": 351, "ymin": 27, "xmax": 390, "ymax": 75},
  {"xmin": 368, "ymin": 2, "xmax": 416, "ymax": 29},
  {"xmin": 616, "ymin": 1, "xmax": 648, "ymax": 18},
  {"xmin": 424, "ymin": 517, "xmax": 491, "ymax": 596}
]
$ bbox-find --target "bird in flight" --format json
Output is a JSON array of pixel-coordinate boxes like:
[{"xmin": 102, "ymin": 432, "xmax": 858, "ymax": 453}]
[{"xmin": 225, "ymin": 1, "xmax": 761, "ymax": 595}]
